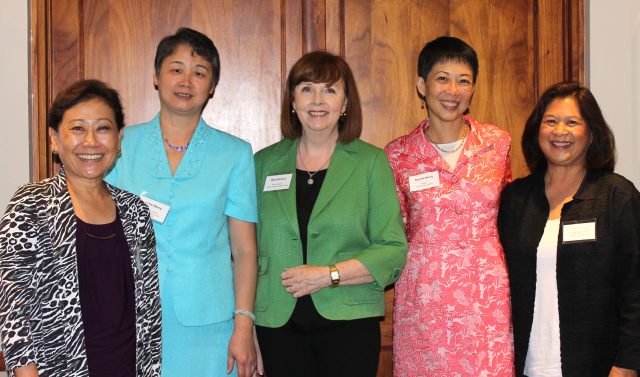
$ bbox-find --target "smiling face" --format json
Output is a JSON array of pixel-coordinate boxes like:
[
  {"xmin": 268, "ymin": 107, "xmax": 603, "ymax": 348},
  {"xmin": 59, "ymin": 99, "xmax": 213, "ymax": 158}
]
[
  {"xmin": 538, "ymin": 97, "xmax": 591, "ymax": 170},
  {"xmin": 49, "ymin": 98, "xmax": 122, "ymax": 183},
  {"xmin": 154, "ymin": 43, "xmax": 215, "ymax": 116},
  {"xmin": 292, "ymin": 80, "xmax": 347, "ymax": 137},
  {"xmin": 418, "ymin": 60, "xmax": 474, "ymax": 127}
]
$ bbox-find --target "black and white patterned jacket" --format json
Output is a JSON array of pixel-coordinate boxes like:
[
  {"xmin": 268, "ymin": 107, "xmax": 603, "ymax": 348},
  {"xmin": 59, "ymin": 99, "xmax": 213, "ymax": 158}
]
[{"xmin": 0, "ymin": 171, "xmax": 161, "ymax": 377}]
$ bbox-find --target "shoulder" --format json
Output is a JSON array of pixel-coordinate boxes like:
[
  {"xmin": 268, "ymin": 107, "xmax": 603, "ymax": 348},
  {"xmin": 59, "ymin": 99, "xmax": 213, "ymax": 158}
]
[
  {"xmin": 469, "ymin": 118, "xmax": 511, "ymax": 143},
  {"xmin": 588, "ymin": 171, "xmax": 639, "ymax": 199},
  {"xmin": 344, "ymin": 138, "xmax": 384, "ymax": 157},
  {"xmin": 385, "ymin": 123, "xmax": 423, "ymax": 154},
  {"xmin": 10, "ymin": 175, "xmax": 63, "ymax": 201},
  {"xmin": 107, "ymin": 184, "xmax": 148, "ymax": 212},
  {"xmin": 122, "ymin": 120, "xmax": 154, "ymax": 138},
  {"xmin": 204, "ymin": 125, "xmax": 250, "ymax": 145},
  {"xmin": 502, "ymin": 173, "xmax": 541, "ymax": 200},
  {"xmin": 255, "ymin": 138, "xmax": 294, "ymax": 162}
]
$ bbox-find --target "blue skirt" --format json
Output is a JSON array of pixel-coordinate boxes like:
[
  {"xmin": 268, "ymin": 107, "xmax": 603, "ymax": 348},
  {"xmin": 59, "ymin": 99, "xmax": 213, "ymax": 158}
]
[{"xmin": 161, "ymin": 284, "xmax": 236, "ymax": 377}]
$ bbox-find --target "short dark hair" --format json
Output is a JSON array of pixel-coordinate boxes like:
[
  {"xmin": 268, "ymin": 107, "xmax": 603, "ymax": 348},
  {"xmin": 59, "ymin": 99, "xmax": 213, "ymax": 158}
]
[
  {"xmin": 48, "ymin": 79, "xmax": 125, "ymax": 131},
  {"xmin": 522, "ymin": 82, "xmax": 616, "ymax": 173},
  {"xmin": 418, "ymin": 36, "xmax": 478, "ymax": 83},
  {"xmin": 154, "ymin": 27, "xmax": 221, "ymax": 86},
  {"xmin": 281, "ymin": 51, "xmax": 362, "ymax": 143}
]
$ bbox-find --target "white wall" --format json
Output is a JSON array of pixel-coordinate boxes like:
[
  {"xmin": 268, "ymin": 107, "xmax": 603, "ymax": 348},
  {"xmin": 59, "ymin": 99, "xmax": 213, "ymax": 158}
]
[
  {"xmin": 0, "ymin": 1, "xmax": 28, "ymax": 374},
  {"xmin": 589, "ymin": 0, "xmax": 640, "ymax": 186},
  {"xmin": 0, "ymin": 0, "xmax": 30, "ymax": 213}
]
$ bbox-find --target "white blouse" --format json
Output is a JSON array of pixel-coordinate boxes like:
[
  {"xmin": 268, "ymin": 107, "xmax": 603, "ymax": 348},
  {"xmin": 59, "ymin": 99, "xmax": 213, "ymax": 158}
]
[{"xmin": 524, "ymin": 219, "xmax": 562, "ymax": 376}]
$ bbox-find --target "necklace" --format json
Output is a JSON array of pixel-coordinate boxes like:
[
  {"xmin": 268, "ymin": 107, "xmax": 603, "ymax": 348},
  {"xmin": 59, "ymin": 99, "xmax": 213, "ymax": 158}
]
[
  {"xmin": 298, "ymin": 146, "xmax": 332, "ymax": 185},
  {"xmin": 85, "ymin": 232, "xmax": 116, "ymax": 240},
  {"xmin": 164, "ymin": 138, "xmax": 189, "ymax": 152},
  {"xmin": 426, "ymin": 123, "xmax": 468, "ymax": 154}
]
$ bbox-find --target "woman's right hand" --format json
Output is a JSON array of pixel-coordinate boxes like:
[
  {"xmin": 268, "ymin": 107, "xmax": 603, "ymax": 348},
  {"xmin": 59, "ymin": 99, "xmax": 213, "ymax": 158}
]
[
  {"xmin": 609, "ymin": 366, "xmax": 638, "ymax": 377},
  {"xmin": 14, "ymin": 363, "xmax": 39, "ymax": 377}
]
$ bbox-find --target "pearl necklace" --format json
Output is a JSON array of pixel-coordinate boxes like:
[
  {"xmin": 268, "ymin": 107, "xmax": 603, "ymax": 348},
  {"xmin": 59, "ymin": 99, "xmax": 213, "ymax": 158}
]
[
  {"xmin": 426, "ymin": 123, "xmax": 468, "ymax": 154},
  {"xmin": 298, "ymin": 146, "xmax": 332, "ymax": 185}
]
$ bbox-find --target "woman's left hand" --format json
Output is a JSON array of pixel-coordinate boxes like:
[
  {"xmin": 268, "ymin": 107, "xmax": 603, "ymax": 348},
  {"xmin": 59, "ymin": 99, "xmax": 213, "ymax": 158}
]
[
  {"xmin": 281, "ymin": 265, "xmax": 331, "ymax": 297},
  {"xmin": 609, "ymin": 366, "xmax": 638, "ymax": 377},
  {"xmin": 227, "ymin": 319, "xmax": 257, "ymax": 377}
]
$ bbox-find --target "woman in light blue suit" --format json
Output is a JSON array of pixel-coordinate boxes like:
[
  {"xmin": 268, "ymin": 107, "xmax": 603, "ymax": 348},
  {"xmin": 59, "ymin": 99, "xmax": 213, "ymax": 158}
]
[{"xmin": 106, "ymin": 28, "xmax": 260, "ymax": 377}]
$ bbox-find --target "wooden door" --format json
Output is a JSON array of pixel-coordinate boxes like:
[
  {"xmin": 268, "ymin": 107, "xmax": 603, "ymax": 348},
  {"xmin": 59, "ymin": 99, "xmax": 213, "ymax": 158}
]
[{"xmin": 26, "ymin": 0, "xmax": 584, "ymax": 376}]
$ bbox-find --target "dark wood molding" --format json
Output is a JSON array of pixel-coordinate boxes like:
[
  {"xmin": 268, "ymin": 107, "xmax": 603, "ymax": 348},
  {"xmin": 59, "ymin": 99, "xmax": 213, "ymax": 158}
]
[
  {"xmin": 302, "ymin": 0, "xmax": 326, "ymax": 52},
  {"xmin": 31, "ymin": 0, "xmax": 52, "ymax": 181}
]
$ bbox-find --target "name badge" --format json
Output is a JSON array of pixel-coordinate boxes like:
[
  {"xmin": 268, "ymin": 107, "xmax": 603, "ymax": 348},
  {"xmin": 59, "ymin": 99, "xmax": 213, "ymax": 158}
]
[
  {"xmin": 409, "ymin": 171, "xmax": 440, "ymax": 192},
  {"xmin": 263, "ymin": 174, "xmax": 292, "ymax": 192},
  {"xmin": 140, "ymin": 192, "xmax": 171, "ymax": 224},
  {"xmin": 562, "ymin": 219, "xmax": 596, "ymax": 243}
]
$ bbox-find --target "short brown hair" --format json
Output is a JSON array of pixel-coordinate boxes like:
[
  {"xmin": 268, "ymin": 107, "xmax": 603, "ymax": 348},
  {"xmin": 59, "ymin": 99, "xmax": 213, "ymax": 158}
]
[{"xmin": 281, "ymin": 51, "xmax": 362, "ymax": 143}]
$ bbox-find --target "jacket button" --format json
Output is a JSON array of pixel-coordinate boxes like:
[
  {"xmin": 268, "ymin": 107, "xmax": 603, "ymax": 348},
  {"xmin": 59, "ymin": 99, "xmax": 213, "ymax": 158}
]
[{"xmin": 310, "ymin": 232, "xmax": 319, "ymax": 239}]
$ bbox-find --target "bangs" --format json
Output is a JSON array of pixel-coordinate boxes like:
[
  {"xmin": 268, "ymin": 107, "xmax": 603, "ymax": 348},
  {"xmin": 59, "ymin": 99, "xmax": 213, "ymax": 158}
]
[{"xmin": 291, "ymin": 58, "xmax": 344, "ymax": 87}]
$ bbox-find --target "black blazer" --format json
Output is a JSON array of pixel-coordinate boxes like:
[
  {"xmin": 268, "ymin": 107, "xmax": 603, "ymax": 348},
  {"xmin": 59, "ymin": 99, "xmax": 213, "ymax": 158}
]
[{"xmin": 498, "ymin": 170, "xmax": 640, "ymax": 376}]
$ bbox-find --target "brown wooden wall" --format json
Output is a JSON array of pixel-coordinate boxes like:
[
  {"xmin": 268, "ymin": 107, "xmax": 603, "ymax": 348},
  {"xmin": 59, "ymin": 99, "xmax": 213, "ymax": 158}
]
[{"xmin": 26, "ymin": 0, "xmax": 584, "ymax": 375}]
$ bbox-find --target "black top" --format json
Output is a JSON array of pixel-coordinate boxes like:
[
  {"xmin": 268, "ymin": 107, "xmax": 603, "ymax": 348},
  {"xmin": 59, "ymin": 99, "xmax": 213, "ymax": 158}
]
[
  {"xmin": 498, "ymin": 170, "xmax": 640, "ymax": 376},
  {"xmin": 290, "ymin": 168, "xmax": 335, "ymax": 329},
  {"xmin": 76, "ymin": 213, "xmax": 136, "ymax": 377}
]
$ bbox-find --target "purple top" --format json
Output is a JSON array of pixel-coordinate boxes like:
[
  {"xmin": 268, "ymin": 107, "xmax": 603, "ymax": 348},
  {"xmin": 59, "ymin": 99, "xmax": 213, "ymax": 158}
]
[{"xmin": 76, "ymin": 213, "xmax": 136, "ymax": 377}]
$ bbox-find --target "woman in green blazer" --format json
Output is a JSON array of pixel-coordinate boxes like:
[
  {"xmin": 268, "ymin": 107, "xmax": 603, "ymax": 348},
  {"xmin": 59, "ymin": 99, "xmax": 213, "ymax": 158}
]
[{"xmin": 254, "ymin": 51, "xmax": 407, "ymax": 377}]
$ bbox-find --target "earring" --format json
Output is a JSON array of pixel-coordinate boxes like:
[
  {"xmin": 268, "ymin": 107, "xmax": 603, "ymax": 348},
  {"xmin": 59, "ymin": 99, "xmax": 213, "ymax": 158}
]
[
  {"xmin": 340, "ymin": 111, "xmax": 347, "ymax": 117},
  {"xmin": 421, "ymin": 99, "xmax": 425, "ymax": 109},
  {"xmin": 291, "ymin": 109, "xmax": 295, "ymax": 114}
]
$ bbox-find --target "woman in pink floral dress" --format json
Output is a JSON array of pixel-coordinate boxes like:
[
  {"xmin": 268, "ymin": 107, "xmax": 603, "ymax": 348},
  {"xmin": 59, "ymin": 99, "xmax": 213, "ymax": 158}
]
[{"xmin": 385, "ymin": 36, "xmax": 515, "ymax": 376}]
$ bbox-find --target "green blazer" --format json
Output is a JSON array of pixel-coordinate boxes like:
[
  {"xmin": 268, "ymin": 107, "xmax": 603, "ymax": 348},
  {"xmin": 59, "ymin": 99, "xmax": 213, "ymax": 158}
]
[{"xmin": 254, "ymin": 138, "xmax": 407, "ymax": 327}]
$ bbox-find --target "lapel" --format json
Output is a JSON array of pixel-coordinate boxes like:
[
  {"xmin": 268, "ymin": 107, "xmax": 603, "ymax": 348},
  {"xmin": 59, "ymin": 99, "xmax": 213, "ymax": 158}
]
[
  {"xmin": 420, "ymin": 119, "xmax": 456, "ymax": 173},
  {"xmin": 310, "ymin": 141, "xmax": 358, "ymax": 221},
  {"xmin": 455, "ymin": 116, "xmax": 494, "ymax": 170},
  {"xmin": 268, "ymin": 139, "xmax": 301, "ymax": 238},
  {"xmin": 107, "ymin": 183, "xmax": 141, "ymax": 277},
  {"xmin": 45, "ymin": 171, "xmax": 76, "ymax": 257}
]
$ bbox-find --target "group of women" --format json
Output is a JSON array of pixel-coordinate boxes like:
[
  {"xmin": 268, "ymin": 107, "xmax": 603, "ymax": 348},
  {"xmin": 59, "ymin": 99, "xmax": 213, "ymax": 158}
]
[{"xmin": 0, "ymin": 26, "xmax": 637, "ymax": 377}]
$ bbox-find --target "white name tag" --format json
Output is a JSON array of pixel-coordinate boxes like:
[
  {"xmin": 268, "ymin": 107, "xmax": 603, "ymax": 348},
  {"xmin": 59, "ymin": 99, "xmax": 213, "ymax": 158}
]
[
  {"xmin": 263, "ymin": 174, "xmax": 292, "ymax": 192},
  {"xmin": 409, "ymin": 171, "xmax": 440, "ymax": 192},
  {"xmin": 140, "ymin": 192, "xmax": 171, "ymax": 224},
  {"xmin": 562, "ymin": 219, "xmax": 596, "ymax": 243}
]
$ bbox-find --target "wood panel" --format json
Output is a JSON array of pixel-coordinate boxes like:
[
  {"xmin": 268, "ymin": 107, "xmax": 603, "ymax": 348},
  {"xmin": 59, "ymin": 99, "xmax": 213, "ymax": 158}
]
[{"xmin": 452, "ymin": 0, "xmax": 536, "ymax": 178}]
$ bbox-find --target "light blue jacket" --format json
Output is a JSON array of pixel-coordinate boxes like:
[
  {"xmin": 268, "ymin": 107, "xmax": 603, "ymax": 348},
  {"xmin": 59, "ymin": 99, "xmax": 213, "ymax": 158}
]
[{"xmin": 106, "ymin": 114, "xmax": 257, "ymax": 325}]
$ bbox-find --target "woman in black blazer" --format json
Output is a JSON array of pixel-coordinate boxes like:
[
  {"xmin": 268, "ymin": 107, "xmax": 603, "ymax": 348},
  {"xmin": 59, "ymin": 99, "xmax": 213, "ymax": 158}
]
[{"xmin": 498, "ymin": 82, "xmax": 640, "ymax": 377}]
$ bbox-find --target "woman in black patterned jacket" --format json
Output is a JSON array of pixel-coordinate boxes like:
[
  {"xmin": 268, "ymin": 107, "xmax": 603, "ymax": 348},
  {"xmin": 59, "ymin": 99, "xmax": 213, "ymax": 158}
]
[{"xmin": 0, "ymin": 80, "xmax": 161, "ymax": 377}]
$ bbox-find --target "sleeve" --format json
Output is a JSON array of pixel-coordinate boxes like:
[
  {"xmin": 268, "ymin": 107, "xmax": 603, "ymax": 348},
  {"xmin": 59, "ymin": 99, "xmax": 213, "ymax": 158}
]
[
  {"xmin": 225, "ymin": 142, "xmax": 258, "ymax": 223},
  {"xmin": 354, "ymin": 151, "xmax": 408, "ymax": 290},
  {"xmin": 0, "ymin": 187, "xmax": 40, "ymax": 370},
  {"xmin": 613, "ymin": 185, "xmax": 640, "ymax": 369},
  {"xmin": 136, "ymin": 201, "xmax": 162, "ymax": 375}
]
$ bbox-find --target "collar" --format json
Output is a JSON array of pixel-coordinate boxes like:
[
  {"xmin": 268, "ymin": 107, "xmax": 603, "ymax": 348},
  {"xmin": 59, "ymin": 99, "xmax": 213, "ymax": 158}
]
[{"xmin": 147, "ymin": 113, "xmax": 209, "ymax": 178}]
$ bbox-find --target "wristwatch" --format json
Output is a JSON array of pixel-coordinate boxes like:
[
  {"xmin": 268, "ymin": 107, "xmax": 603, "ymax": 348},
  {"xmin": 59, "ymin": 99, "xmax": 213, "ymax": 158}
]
[{"xmin": 329, "ymin": 264, "xmax": 340, "ymax": 287}]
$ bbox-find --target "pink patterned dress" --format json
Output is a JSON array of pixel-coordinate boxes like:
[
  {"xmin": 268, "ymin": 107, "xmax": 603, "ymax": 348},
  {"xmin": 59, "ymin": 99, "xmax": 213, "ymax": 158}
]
[{"xmin": 385, "ymin": 117, "xmax": 515, "ymax": 377}]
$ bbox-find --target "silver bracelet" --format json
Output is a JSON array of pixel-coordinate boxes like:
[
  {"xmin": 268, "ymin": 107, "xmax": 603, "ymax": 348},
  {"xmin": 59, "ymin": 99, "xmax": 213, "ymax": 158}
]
[{"xmin": 233, "ymin": 309, "xmax": 256, "ymax": 322}]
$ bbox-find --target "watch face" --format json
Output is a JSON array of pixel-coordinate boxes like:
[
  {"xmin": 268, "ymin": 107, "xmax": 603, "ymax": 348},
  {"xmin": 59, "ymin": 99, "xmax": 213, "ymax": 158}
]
[{"xmin": 331, "ymin": 270, "xmax": 339, "ymax": 280}]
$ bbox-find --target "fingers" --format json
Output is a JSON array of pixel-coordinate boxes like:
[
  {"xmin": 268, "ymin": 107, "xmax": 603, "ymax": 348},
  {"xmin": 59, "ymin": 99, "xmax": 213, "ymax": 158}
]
[{"xmin": 227, "ymin": 354, "xmax": 234, "ymax": 375}]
